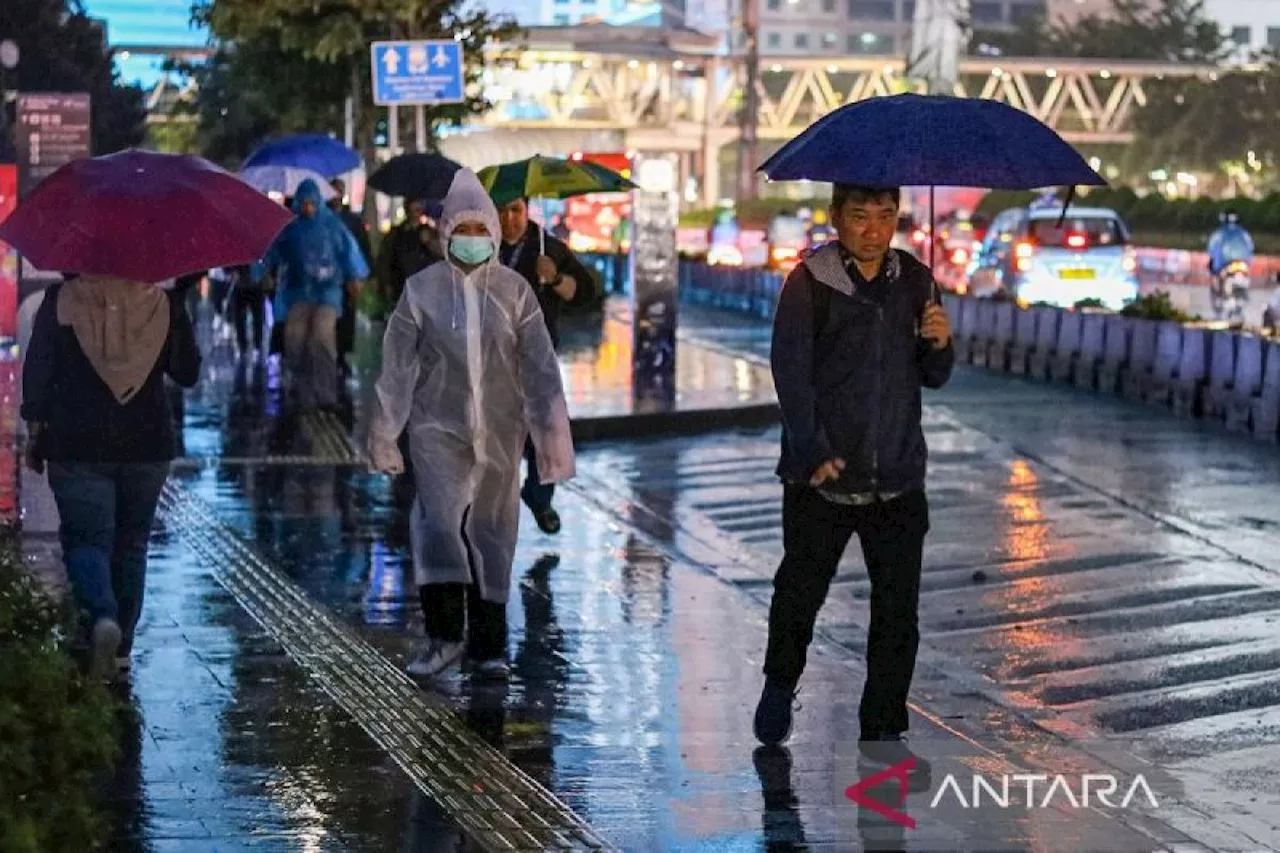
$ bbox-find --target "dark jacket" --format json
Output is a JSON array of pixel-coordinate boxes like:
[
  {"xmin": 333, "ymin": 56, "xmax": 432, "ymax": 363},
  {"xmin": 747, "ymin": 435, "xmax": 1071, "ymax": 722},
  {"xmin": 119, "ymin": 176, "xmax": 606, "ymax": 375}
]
[
  {"xmin": 335, "ymin": 206, "xmax": 373, "ymax": 267},
  {"xmin": 376, "ymin": 223, "xmax": 443, "ymax": 309},
  {"xmin": 771, "ymin": 244, "xmax": 954, "ymax": 494},
  {"xmin": 499, "ymin": 222, "xmax": 595, "ymax": 348},
  {"xmin": 22, "ymin": 283, "xmax": 202, "ymax": 463}
]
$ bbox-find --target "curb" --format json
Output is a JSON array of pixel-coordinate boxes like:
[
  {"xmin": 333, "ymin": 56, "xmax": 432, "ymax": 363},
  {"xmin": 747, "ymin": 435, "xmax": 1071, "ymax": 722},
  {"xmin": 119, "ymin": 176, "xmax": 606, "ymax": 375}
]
[{"xmin": 570, "ymin": 402, "xmax": 780, "ymax": 442}]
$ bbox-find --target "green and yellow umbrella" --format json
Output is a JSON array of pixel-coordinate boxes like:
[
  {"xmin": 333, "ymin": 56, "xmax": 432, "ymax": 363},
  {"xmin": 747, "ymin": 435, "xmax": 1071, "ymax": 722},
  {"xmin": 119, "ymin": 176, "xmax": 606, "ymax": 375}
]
[{"xmin": 477, "ymin": 155, "xmax": 637, "ymax": 207}]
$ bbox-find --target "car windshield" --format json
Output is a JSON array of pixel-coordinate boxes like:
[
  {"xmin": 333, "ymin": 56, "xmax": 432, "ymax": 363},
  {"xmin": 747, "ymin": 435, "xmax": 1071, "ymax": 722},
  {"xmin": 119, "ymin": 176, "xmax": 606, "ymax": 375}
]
[{"xmin": 1028, "ymin": 216, "xmax": 1126, "ymax": 248}]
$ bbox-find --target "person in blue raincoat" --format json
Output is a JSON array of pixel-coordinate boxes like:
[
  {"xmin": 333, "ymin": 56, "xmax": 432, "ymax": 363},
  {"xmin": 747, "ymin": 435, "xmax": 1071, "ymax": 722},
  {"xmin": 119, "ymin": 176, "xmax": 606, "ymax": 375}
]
[
  {"xmin": 260, "ymin": 179, "xmax": 369, "ymax": 409},
  {"xmin": 1207, "ymin": 209, "xmax": 1254, "ymax": 277}
]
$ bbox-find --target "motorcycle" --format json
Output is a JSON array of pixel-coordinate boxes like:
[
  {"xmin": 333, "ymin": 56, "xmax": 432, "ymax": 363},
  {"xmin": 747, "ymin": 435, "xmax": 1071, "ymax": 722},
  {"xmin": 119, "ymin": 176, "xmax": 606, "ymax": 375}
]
[{"xmin": 1211, "ymin": 259, "xmax": 1251, "ymax": 327}]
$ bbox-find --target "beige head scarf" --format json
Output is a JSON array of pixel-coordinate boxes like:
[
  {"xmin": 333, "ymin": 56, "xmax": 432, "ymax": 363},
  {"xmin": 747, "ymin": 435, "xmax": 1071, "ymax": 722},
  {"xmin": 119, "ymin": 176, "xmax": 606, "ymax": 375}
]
[{"xmin": 56, "ymin": 276, "xmax": 170, "ymax": 404}]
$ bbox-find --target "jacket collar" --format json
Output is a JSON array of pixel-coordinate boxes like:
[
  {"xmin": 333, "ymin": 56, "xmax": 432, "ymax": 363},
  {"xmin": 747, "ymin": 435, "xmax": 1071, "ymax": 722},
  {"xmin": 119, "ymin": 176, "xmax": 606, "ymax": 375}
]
[{"xmin": 804, "ymin": 242, "xmax": 902, "ymax": 299}]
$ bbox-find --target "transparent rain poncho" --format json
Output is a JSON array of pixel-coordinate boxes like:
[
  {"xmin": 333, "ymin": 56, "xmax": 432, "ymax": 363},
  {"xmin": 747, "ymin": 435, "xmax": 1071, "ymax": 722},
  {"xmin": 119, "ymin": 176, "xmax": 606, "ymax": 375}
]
[{"xmin": 366, "ymin": 168, "xmax": 574, "ymax": 603}]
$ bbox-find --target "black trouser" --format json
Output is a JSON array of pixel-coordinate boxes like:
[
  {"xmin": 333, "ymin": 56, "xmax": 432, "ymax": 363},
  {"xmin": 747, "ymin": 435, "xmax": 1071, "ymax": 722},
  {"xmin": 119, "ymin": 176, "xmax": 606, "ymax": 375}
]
[
  {"xmin": 763, "ymin": 485, "xmax": 929, "ymax": 738},
  {"xmin": 337, "ymin": 289, "xmax": 356, "ymax": 361},
  {"xmin": 230, "ymin": 287, "xmax": 266, "ymax": 352},
  {"xmin": 419, "ymin": 582, "xmax": 507, "ymax": 661},
  {"xmin": 520, "ymin": 435, "xmax": 554, "ymax": 513}
]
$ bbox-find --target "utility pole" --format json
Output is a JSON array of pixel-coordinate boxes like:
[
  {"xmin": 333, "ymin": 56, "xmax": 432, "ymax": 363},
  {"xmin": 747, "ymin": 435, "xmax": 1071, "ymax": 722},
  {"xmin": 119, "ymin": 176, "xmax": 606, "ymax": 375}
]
[{"xmin": 736, "ymin": 0, "xmax": 760, "ymax": 201}]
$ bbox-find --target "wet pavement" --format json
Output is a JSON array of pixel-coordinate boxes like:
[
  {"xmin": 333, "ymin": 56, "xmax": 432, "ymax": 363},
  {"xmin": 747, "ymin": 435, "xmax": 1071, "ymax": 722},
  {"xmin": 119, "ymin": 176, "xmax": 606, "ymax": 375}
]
[{"xmin": 17, "ymin": 297, "xmax": 1280, "ymax": 851}]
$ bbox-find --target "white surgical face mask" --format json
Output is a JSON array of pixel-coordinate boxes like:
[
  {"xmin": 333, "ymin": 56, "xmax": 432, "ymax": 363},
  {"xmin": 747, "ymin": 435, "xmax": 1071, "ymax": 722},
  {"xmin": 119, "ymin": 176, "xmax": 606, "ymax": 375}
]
[{"xmin": 449, "ymin": 235, "xmax": 494, "ymax": 265}]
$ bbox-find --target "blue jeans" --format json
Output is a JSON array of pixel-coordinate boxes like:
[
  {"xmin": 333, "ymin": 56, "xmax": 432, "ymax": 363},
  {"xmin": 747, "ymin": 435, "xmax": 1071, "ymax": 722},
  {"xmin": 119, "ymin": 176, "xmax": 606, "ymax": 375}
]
[
  {"xmin": 46, "ymin": 461, "xmax": 169, "ymax": 655},
  {"xmin": 520, "ymin": 436, "xmax": 555, "ymax": 514}
]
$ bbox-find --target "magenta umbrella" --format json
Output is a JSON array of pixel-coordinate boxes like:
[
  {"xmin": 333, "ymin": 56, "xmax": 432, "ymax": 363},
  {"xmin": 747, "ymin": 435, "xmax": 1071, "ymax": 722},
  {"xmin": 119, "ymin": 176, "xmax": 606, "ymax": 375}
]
[{"xmin": 0, "ymin": 149, "xmax": 294, "ymax": 283}]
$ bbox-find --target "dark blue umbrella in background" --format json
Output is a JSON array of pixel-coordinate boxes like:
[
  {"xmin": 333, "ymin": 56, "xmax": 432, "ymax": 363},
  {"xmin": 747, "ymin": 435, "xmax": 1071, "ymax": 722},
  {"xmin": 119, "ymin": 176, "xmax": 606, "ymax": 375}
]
[
  {"xmin": 241, "ymin": 133, "xmax": 361, "ymax": 178},
  {"xmin": 366, "ymin": 152, "xmax": 462, "ymax": 203},
  {"xmin": 758, "ymin": 94, "xmax": 1107, "ymax": 271},
  {"xmin": 758, "ymin": 93, "xmax": 1106, "ymax": 189}
]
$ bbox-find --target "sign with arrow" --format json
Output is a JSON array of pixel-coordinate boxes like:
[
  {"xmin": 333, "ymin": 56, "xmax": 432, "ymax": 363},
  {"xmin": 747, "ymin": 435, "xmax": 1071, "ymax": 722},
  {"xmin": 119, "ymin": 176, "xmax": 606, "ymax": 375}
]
[{"xmin": 370, "ymin": 40, "xmax": 465, "ymax": 106}]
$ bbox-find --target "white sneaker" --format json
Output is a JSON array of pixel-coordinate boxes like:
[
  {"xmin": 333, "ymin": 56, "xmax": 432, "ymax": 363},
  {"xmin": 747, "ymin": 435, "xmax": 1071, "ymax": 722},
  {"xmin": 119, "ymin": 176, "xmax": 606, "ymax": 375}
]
[
  {"xmin": 405, "ymin": 639, "xmax": 464, "ymax": 678},
  {"xmin": 89, "ymin": 618, "xmax": 122, "ymax": 684},
  {"xmin": 471, "ymin": 657, "xmax": 510, "ymax": 678}
]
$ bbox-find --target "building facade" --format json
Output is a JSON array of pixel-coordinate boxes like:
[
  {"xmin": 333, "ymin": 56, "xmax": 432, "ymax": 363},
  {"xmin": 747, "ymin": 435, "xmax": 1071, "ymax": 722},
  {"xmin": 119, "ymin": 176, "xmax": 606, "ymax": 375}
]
[
  {"xmin": 83, "ymin": 0, "xmax": 207, "ymax": 84},
  {"xmin": 756, "ymin": 0, "xmax": 1045, "ymax": 57}
]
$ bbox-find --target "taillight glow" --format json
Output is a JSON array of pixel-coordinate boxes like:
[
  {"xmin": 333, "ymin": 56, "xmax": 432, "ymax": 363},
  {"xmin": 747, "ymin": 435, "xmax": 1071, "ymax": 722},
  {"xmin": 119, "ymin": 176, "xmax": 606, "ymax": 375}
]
[
  {"xmin": 1066, "ymin": 233, "xmax": 1088, "ymax": 249},
  {"xmin": 1014, "ymin": 240, "xmax": 1034, "ymax": 272},
  {"xmin": 1123, "ymin": 252, "xmax": 1137, "ymax": 273}
]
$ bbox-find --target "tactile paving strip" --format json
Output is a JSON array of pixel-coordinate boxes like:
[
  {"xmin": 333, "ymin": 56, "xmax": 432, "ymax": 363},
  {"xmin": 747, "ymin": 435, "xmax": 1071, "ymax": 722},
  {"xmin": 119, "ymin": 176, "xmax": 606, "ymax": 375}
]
[
  {"xmin": 158, "ymin": 480, "xmax": 613, "ymax": 852},
  {"xmin": 173, "ymin": 410, "xmax": 367, "ymax": 469}
]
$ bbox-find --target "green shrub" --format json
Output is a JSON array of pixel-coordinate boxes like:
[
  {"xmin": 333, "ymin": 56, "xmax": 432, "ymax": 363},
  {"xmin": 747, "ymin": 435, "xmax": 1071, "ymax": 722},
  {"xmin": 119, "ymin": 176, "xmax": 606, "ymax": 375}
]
[
  {"xmin": 0, "ymin": 530, "xmax": 121, "ymax": 853},
  {"xmin": 1073, "ymin": 297, "xmax": 1108, "ymax": 310},
  {"xmin": 1177, "ymin": 197, "xmax": 1219, "ymax": 234},
  {"xmin": 1120, "ymin": 291, "xmax": 1197, "ymax": 322}
]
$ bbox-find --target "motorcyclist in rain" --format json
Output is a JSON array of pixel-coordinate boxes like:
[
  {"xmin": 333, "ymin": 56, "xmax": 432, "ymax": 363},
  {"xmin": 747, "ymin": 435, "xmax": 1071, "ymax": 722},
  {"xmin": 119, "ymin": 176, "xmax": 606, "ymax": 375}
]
[
  {"xmin": 1208, "ymin": 209, "xmax": 1255, "ymax": 277},
  {"xmin": 261, "ymin": 179, "xmax": 369, "ymax": 411},
  {"xmin": 367, "ymin": 168, "xmax": 575, "ymax": 679},
  {"xmin": 1207, "ymin": 210, "xmax": 1255, "ymax": 324}
]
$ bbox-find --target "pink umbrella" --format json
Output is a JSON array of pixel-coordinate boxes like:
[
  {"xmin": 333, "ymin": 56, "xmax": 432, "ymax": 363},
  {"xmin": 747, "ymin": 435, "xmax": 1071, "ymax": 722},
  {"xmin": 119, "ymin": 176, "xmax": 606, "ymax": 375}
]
[{"xmin": 0, "ymin": 149, "xmax": 294, "ymax": 283}]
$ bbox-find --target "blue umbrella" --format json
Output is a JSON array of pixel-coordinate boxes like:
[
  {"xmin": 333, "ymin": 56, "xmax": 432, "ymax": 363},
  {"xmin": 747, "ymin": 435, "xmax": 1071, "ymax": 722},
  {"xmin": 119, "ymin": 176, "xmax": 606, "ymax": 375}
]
[
  {"xmin": 241, "ymin": 133, "xmax": 361, "ymax": 178},
  {"xmin": 758, "ymin": 94, "xmax": 1106, "ymax": 190}
]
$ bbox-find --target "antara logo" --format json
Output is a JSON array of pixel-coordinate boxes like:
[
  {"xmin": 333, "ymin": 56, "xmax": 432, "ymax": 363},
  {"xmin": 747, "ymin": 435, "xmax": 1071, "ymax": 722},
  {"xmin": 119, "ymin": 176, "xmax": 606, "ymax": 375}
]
[{"xmin": 845, "ymin": 761, "xmax": 1160, "ymax": 830}]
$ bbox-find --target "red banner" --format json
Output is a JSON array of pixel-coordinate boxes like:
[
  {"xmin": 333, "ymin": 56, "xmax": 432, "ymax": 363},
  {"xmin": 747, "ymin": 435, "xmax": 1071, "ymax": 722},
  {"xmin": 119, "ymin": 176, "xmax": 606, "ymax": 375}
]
[{"xmin": 0, "ymin": 164, "xmax": 17, "ymax": 343}]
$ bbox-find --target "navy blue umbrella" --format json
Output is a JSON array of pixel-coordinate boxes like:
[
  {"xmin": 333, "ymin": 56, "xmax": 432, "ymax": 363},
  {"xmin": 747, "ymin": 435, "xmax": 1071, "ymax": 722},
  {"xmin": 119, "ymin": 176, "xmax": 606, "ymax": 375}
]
[
  {"xmin": 241, "ymin": 133, "xmax": 361, "ymax": 179},
  {"xmin": 758, "ymin": 94, "xmax": 1106, "ymax": 190},
  {"xmin": 367, "ymin": 153, "xmax": 462, "ymax": 202}
]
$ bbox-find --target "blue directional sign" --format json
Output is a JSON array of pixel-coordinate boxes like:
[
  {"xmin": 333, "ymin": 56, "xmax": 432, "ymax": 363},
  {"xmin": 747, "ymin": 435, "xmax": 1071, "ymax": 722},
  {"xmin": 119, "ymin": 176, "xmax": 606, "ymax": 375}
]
[{"xmin": 370, "ymin": 40, "xmax": 465, "ymax": 106}]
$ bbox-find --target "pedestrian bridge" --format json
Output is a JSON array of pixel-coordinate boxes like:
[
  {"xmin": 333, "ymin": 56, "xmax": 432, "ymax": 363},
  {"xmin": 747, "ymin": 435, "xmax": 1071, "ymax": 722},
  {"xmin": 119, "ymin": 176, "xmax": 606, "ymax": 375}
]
[
  {"xmin": 131, "ymin": 27, "xmax": 1214, "ymax": 199},
  {"xmin": 479, "ymin": 25, "xmax": 1211, "ymax": 147}
]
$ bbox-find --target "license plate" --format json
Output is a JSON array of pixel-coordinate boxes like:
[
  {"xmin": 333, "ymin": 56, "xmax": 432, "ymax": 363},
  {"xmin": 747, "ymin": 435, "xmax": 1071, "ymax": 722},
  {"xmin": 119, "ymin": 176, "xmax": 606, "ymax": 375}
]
[{"xmin": 1058, "ymin": 268, "xmax": 1096, "ymax": 280}]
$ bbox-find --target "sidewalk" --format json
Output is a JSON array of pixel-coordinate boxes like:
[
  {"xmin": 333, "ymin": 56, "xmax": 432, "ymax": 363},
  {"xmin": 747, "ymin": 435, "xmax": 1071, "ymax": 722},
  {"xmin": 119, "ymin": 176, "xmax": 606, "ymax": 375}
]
[{"xmin": 16, "ymin": 299, "xmax": 1280, "ymax": 851}]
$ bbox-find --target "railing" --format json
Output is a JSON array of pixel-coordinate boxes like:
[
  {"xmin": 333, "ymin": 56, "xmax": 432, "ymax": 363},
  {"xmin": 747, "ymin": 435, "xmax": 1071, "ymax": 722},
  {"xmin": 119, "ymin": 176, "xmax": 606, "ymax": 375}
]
[
  {"xmin": 678, "ymin": 262, "xmax": 784, "ymax": 320},
  {"xmin": 677, "ymin": 259, "xmax": 1280, "ymax": 442}
]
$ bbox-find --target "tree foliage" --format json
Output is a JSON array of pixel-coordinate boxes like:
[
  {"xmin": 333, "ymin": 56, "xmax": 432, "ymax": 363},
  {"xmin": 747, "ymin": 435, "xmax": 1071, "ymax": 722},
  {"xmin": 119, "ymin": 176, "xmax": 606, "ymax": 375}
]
[
  {"xmin": 0, "ymin": 0, "xmax": 148, "ymax": 159},
  {"xmin": 973, "ymin": 0, "xmax": 1225, "ymax": 61},
  {"xmin": 185, "ymin": 0, "xmax": 520, "ymax": 166},
  {"xmin": 972, "ymin": 0, "xmax": 1280, "ymax": 190},
  {"xmin": 1122, "ymin": 62, "xmax": 1280, "ymax": 185}
]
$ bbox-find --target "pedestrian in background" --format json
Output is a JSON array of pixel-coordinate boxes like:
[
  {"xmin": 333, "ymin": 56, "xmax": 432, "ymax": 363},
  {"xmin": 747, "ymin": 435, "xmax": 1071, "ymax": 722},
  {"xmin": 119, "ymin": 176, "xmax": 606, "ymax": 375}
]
[
  {"xmin": 22, "ymin": 274, "xmax": 201, "ymax": 683},
  {"xmin": 497, "ymin": 196, "xmax": 595, "ymax": 535},
  {"xmin": 329, "ymin": 178, "xmax": 373, "ymax": 376},
  {"xmin": 261, "ymin": 179, "xmax": 368, "ymax": 412},
  {"xmin": 753, "ymin": 184, "xmax": 953, "ymax": 775}
]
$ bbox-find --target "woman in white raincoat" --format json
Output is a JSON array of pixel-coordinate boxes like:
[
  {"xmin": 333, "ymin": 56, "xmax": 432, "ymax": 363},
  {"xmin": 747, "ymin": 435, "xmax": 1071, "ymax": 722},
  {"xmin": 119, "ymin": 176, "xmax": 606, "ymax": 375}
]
[{"xmin": 367, "ymin": 167, "xmax": 575, "ymax": 678}]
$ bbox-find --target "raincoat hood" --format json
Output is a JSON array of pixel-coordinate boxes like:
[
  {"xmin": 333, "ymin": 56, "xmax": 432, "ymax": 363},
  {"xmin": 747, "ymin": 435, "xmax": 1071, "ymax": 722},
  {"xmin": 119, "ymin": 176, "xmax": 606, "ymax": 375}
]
[
  {"xmin": 292, "ymin": 179, "xmax": 328, "ymax": 217},
  {"xmin": 440, "ymin": 168, "xmax": 500, "ymax": 255}
]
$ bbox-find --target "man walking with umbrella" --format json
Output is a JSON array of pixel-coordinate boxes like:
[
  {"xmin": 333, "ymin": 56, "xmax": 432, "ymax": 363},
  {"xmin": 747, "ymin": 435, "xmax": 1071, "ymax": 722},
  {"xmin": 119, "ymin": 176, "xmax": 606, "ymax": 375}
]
[
  {"xmin": 497, "ymin": 196, "xmax": 595, "ymax": 535},
  {"xmin": 748, "ymin": 91, "xmax": 1106, "ymax": 775},
  {"xmin": 753, "ymin": 183, "xmax": 953, "ymax": 775}
]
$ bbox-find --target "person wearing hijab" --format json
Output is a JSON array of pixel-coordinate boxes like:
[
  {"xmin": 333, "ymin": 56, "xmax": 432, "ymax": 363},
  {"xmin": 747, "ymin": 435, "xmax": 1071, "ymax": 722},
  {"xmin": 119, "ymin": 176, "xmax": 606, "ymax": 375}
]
[
  {"xmin": 21, "ymin": 275, "xmax": 202, "ymax": 683},
  {"xmin": 261, "ymin": 179, "xmax": 369, "ymax": 410},
  {"xmin": 367, "ymin": 168, "xmax": 575, "ymax": 679}
]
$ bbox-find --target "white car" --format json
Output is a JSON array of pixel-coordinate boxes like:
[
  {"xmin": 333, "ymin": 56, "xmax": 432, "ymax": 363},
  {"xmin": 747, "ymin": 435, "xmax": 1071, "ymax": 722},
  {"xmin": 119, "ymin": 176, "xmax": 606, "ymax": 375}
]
[{"xmin": 968, "ymin": 206, "xmax": 1139, "ymax": 311}]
